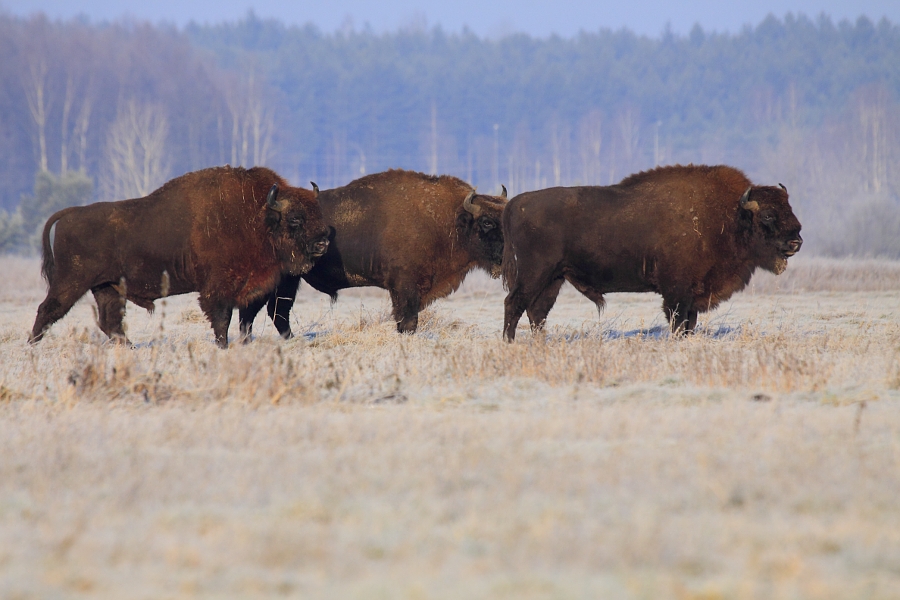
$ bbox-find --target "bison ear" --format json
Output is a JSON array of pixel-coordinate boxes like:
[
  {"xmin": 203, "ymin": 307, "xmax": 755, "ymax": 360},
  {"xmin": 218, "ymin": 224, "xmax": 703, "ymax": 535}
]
[
  {"xmin": 739, "ymin": 186, "xmax": 759, "ymax": 212},
  {"xmin": 266, "ymin": 184, "xmax": 281, "ymax": 212},
  {"xmin": 500, "ymin": 184, "xmax": 508, "ymax": 199},
  {"xmin": 310, "ymin": 181, "xmax": 319, "ymax": 197}
]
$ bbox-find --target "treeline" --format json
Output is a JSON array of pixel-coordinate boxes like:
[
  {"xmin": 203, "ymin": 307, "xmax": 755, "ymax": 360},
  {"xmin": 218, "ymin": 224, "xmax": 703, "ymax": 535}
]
[{"xmin": 1, "ymin": 12, "xmax": 899, "ymax": 256}]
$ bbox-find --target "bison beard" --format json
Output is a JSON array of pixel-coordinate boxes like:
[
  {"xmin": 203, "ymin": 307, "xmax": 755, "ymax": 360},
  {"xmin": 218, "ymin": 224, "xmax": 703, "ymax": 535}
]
[
  {"xmin": 30, "ymin": 166, "xmax": 329, "ymax": 348},
  {"xmin": 238, "ymin": 170, "xmax": 507, "ymax": 339},
  {"xmin": 501, "ymin": 165, "xmax": 803, "ymax": 341}
]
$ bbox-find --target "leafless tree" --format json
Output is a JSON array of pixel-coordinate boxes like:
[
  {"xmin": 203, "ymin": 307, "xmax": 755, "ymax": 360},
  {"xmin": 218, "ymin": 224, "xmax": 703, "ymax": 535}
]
[
  {"xmin": 578, "ymin": 109, "xmax": 604, "ymax": 185},
  {"xmin": 616, "ymin": 105, "xmax": 641, "ymax": 175},
  {"xmin": 102, "ymin": 100, "xmax": 170, "ymax": 200},
  {"xmin": 222, "ymin": 67, "xmax": 275, "ymax": 168},
  {"xmin": 23, "ymin": 56, "xmax": 51, "ymax": 173}
]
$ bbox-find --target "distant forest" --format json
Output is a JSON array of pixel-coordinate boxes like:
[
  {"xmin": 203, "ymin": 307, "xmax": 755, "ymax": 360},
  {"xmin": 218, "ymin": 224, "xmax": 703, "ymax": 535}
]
[{"xmin": 1, "ymin": 12, "xmax": 899, "ymax": 256}]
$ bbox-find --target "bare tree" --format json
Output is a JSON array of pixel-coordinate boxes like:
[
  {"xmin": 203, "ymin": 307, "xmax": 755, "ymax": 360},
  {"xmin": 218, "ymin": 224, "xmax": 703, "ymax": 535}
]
[
  {"xmin": 23, "ymin": 56, "xmax": 51, "ymax": 173},
  {"xmin": 103, "ymin": 100, "xmax": 170, "ymax": 200},
  {"xmin": 222, "ymin": 67, "xmax": 276, "ymax": 167},
  {"xmin": 73, "ymin": 86, "xmax": 94, "ymax": 173},
  {"xmin": 430, "ymin": 100, "xmax": 438, "ymax": 175},
  {"xmin": 578, "ymin": 109, "xmax": 603, "ymax": 185},
  {"xmin": 856, "ymin": 85, "xmax": 892, "ymax": 195},
  {"xmin": 616, "ymin": 105, "xmax": 641, "ymax": 175}
]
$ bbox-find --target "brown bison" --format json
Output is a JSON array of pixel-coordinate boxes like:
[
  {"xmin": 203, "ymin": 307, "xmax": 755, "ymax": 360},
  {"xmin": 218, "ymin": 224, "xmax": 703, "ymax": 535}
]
[
  {"xmin": 239, "ymin": 169, "xmax": 507, "ymax": 337},
  {"xmin": 502, "ymin": 164, "xmax": 802, "ymax": 341},
  {"xmin": 30, "ymin": 166, "xmax": 329, "ymax": 347}
]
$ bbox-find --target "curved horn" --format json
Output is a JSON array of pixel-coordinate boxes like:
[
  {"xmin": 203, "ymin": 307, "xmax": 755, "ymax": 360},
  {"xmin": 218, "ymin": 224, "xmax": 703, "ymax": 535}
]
[
  {"xmin": 462, "ymin": 190, "xmax": 482, "ymax": 217},
  {"xmin": 500, "ymin": 184, "xmax": 508, "ymax": 199},
  {"xmin": 266, "ymin": 184, "xmax": 280, "ymax": 211},
  {"xmin": 310, "ymin": 181, "xmax": 319, "ymax": 196},
  {"xmin": 739, "ymin": 186, "xmax": 759, "ymax": 212},
  {"xmin": 778, "ymin": 183, "xmax": 787, "ymax": 193}
]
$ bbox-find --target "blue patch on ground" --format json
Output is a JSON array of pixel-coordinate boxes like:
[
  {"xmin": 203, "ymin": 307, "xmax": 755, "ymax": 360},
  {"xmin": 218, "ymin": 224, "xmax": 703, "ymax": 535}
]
[{"xmin": 558, "ymin": 324, "xmax": 743, "ymax": 342}]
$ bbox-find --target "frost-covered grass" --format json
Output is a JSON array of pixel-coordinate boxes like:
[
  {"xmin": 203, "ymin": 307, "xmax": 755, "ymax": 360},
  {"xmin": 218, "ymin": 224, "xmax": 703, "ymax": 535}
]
[{"xmin": 1, "ymin": 256, "xmax": 899, "ymax": 599}]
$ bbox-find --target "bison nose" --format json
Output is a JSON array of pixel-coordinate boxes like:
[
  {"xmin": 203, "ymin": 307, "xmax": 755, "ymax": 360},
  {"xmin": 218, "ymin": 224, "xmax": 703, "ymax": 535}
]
[
  {"xmin": 310, "ymin": 239, "xmax": 329, "ymax": 257},
  {"xmin": 786, "ymin": 238, "xmax": 802, "ymax": 255}
]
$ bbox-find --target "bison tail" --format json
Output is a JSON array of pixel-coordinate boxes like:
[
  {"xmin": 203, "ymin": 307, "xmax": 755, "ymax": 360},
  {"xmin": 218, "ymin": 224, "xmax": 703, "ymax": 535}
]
[
  {"xmin": 39, "ymin": 210, "xmax": 67, "ymax": 284},
  {"xmin": 501, "ymin": 239, "xmax": 518, "ymax": 292}
]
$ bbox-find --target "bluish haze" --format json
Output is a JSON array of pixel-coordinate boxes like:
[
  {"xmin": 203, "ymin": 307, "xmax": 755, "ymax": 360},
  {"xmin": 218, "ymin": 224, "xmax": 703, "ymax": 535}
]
[{"xmin": 3, "ymin": 0, "xmax": 899, "ymax": 36}]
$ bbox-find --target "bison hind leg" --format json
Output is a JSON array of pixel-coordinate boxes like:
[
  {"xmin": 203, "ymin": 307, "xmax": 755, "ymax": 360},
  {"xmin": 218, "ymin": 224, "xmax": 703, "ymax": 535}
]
[
  {"xmin": 238, "ymin": 295, "xmax": 267, "ymax": 342},
  {"xmin": 92, "ymin": 284, "xmax": 131, "ymax": 344},
  {"xmin": 504, "ymin": 271, "xmax": 561, "ymax": 343},
  {"xmin": 526, "ymin": 277, "xmax": 564, "ymax": 332},
  {"xmin": 503, "ymin": 281, "xmax": 542, "ymax": 342},
  {"xmin": 30, "ymin": 283, "xmax": 91, "ymax": 343},
  {"xmin": 663, "ymin": 297, "xmax": 698, "ymax": 336},
  {"xmin": 267, "ymin": 276, "xmax": 301, "ymax": 339}
]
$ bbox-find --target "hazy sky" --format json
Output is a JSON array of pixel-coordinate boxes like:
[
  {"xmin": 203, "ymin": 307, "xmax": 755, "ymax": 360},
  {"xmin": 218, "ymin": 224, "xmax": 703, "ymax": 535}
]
[{"xmin": 2, "ymin": 0, "xmax": 898, "ymax": 37}]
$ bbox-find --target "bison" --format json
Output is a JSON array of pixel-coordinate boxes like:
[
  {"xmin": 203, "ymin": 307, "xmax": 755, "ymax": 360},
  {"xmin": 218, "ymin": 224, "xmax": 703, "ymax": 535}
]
[
  {"xmin": 30, "ymin": 166, "xmax": 329, "ymax": 348},
  {"xmin": 239, "ymin": 169, "xmax": 507, "ymax": 337},
  {"xmin": 501, "ymin": 164, "xmax": 802, "ymax": 341}
]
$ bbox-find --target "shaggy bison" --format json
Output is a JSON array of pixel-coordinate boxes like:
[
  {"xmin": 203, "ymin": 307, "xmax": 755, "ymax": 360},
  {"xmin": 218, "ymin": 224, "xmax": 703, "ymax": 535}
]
[
  {"xmin": 502, "ymin": 164, "xmax": 802, "ymax": 341},
  {"xmin": 239, "ymin": 169, "xmax": 507, "ymax": 337},
  {"xmin": 30, "ymin": 166, "xmax": 329, "ymax": 347}
]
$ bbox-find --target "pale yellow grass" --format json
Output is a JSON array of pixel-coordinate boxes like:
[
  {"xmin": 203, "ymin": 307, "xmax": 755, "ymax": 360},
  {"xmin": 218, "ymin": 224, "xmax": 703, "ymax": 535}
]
[{"xmin": 1, "ymin": 256, "xmax": 899, "ymax": 599}]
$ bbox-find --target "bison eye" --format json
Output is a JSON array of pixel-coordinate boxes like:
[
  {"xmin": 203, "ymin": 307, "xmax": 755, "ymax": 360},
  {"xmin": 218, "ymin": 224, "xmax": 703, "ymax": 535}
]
[
  {"xmin": 289, "ymin": 217, "xmax": 305, "ymax": 229},
  {"xmin": 479, "ymin": 218, "xmax": 496, "ymax": 231}
]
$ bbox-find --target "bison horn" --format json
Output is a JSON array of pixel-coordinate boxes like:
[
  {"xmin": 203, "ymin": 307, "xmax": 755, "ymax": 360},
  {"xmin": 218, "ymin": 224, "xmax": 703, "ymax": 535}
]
[
  {"xmin": 266, "ymin": 184, "xmax": 281, "ymax": 211},
  {"xmin": 500, "ymin": 184, "xmax": 507, "ymax": 199},
  {"xmin": 778, "ymin": 183, "xmax": 787, "ymax": 193},
  {"xmin": 462, "ymin": 190, "xmax": 482, "ymax": 217},
  {"xmin": 310, "ymin": 181, "xmax": 319, "ymax": 196},
  {"xmin": 739, "ymin": 186, "xmax": 759, "ymax": 212}
]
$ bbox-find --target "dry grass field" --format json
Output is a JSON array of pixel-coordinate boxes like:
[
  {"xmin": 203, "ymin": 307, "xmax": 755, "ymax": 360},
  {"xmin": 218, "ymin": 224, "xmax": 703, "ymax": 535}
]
[{"xmin": 1, "ymin": 255, "xmax": 899, "ymax": 599}]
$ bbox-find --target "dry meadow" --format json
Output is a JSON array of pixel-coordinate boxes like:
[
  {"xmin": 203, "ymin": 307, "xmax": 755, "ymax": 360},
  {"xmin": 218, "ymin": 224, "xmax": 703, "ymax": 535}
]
[{"xmin": 1, "ymin": 255, "xmax": 899, "ymax": 599}]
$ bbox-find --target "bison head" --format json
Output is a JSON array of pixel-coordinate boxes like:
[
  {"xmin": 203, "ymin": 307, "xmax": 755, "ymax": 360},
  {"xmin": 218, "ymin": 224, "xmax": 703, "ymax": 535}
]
[
  {"xmin": 456, "ymin": 186, "xmax": 508, "ymax": 278},
  {"xmin": 739, "ymin": 184, "xmax": 803, "ymax": 275},
  {"xmin": 265, "ymin": 184, "xmax": 331, "ymax": 275}
]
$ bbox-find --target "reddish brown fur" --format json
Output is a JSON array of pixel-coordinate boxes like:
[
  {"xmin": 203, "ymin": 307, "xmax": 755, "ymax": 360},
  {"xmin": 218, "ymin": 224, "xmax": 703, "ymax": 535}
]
[
  {"xmin": 502, "ymin": 164, "xmax": 803, "ymax": 340},
  {"xmin": 31, "ymin": 166, "xmax": 329, "ymax": 347},
  {"xmin": 240, "ymin": 169, "xmax": 507, "ymax": 337}
]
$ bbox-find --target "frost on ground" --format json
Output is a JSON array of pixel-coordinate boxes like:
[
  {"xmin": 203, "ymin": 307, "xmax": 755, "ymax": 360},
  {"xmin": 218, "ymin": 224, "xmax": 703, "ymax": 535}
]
[{"xmin": 1, "ymin": 256, "xmax": 899, "ymax": 599}]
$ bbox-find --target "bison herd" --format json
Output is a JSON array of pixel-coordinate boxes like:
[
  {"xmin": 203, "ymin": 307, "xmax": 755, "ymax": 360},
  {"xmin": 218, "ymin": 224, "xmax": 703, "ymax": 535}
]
[{"xmin": 29, "ymin": 163, "xmax": 802, "ymax": 347}]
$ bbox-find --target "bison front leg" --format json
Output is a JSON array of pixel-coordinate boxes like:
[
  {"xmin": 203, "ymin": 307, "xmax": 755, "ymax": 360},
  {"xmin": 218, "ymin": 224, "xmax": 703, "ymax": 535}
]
[
  {"xmin": 389, "ymin": 286, "xmax": 421, "ymax": 334},
  {"xmin": 92, "ymin": 284, "xmax": 131, "ymax": 344},
  {"xmin": 663, "ymin": 298, "xmax": 698, "ymax": 336},
  {"xmin": 200, "ymin": 297, "xmax": 233, "ymax": 348}
]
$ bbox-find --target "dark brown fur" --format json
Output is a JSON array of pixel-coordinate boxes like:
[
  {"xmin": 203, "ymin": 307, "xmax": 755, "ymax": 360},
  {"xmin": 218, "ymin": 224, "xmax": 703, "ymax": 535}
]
[
  {"xmin": 502, "ymin": 164, "xmax": 803, "ymax": 341},
  {"xmin": 30, "ymin": 166, "xmax": 329, "ymax": 347},
  {"xmin": 239, "ymin": 169, "xmax": 507, "ymax": 337}
]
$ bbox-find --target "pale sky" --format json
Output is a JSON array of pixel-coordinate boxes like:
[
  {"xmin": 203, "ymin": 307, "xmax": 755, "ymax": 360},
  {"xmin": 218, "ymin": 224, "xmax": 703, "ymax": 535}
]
[{"xmin": 2, "ymin": 0, "xmax": 898, "ymax": 37}]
